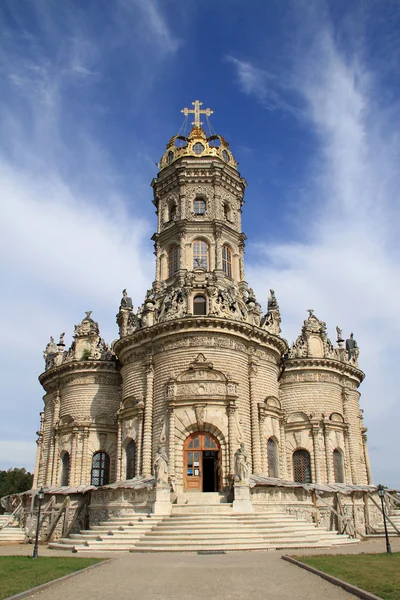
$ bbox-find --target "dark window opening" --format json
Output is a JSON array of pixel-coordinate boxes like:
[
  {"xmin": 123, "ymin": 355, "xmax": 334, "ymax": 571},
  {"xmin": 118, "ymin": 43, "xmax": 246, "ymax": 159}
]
[
  {"xmin": 193, "ymin": 295, "xmax": 207, "ymax": 316},
  {"xmin": 91, "ymin": 451, "xmax": 110, "ymax": 486},
  {"xmin": 333, "ymin": 449, "xmax": 344, "ymax": 483},
  {"xmin": 126, "ymin": 440, "xmax": 136, "ymax": 480},
  {"xmin": 293, "ymin": 449, "xmax": 312, "ymax": 483},
  {"xmin": 267, "ymin": 438, "xmax": 279, "ymax": 478},
  {"xmin": 61, "ymin": 453, "xmax": 70, "ymax": 486}
]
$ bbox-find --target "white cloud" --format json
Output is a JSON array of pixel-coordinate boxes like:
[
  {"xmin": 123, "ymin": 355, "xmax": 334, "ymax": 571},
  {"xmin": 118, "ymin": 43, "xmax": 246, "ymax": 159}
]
[{"xmin": 232, "ymin": 16, "xmax": 400, "ymax": 487}]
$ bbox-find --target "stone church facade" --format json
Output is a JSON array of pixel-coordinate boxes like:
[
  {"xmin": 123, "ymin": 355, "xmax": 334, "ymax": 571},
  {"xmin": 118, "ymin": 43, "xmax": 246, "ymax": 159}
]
[{"xmin": 33, "ymin": 101, "xmax": 372, "ymax": 512}]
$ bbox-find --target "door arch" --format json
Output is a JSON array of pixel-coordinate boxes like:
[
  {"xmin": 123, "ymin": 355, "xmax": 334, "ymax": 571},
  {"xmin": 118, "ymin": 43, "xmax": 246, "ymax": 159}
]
[{"xmin": 183, "ymin": 432, "xmax": 221, "ymax": 492}]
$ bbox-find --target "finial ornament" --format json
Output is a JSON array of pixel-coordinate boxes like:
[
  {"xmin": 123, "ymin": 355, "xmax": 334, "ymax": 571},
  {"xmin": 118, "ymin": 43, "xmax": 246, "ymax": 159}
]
[
  {"xmin": 307, "ymin": 308, "xmax": 314, "ymax": 317},
  {"xmin": 181, "ymin": 100, "xmax": 213, "ymax": 127},
  {"xmin": 85, "ymin": 311, "xmax": 92, "ymax": 319}
]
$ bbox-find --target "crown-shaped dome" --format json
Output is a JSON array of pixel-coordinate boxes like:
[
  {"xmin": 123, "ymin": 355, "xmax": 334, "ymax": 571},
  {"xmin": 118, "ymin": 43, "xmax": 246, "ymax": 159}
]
[{"xmin": 158, "ymin": 101, "xmax": 237, "ymax": 171}]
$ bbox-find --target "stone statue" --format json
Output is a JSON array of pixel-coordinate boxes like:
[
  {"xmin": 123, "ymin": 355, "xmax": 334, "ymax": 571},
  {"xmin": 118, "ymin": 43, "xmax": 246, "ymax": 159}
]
[
  {"xmin": 336, "ymin": 326, "xmax": 343, "ymax": 341},
  {"xmin": 307, "ymin": 308, "xmax": 314, "ymax": 318},
  {"xmin": 267, "ymin": 289, "xmax": 278, "ymax": 312},
  {"xmin": 44, "ymin": 336, "xmax": 58, "ymax": 355},
  {"xmin": 153, "ymin": 446, "xmax": 169, "ymax": 486},
  {"xmin": 234, "ymin": 442, "xmax": 250, "ymax": 484},
  {"xmin": 346, "ymin": 333, "xmax": 358, "ymax": 360},
  {"xmin": 120, "ymin": 289, "xmax": 133, "ymax": 309},
  {"xmin": 58, "ymin": 332, "xmax": 65, "ymax": 346}
]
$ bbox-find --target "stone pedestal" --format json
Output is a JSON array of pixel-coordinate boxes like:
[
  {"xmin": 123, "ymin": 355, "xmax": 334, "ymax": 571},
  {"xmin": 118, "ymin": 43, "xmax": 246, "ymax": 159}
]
[
  {"xmin": 152, "ymin": 486, "xmax": 172, "ymax": 515},
  {"xmin": 232, "ymin": 483, "xmax": 253, "ymax": 513}
]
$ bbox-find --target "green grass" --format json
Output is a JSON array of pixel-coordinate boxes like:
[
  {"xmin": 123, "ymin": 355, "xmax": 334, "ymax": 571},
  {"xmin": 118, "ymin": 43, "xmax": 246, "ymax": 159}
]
[
  {"xmin": 299, "ymin": 553, "xmax": 400, "ymax": 600},
  {"xmin": 0, "ymin": 556, "xmax": 104, "ymax": 599}
]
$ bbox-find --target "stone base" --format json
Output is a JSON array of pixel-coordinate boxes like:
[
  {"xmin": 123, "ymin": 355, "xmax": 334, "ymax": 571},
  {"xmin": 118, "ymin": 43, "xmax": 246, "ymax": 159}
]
[
  {"xmin": 233, "ymin": 483, "xmax": 253, "ymax": 513},
  {"xmin": 152, "ymin": 486, "xmax": 172, "ymax": 515}
]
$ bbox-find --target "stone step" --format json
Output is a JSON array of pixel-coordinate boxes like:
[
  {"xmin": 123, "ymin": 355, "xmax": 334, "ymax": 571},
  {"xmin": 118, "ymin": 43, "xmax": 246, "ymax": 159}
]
[
  {"xmin": 171, "ymin": 505, "xmax": 233, "ymax": 514},
  {"xmin": 176, "ymin": 492, "xmax": 228, "ymax": 505}
]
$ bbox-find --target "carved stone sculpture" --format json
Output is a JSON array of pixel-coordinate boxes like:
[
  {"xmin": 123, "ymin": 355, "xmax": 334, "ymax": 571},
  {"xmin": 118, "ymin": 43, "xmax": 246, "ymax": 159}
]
[
  {"xmin": 153, "ymin": 446, "xmax": 169, "ymax": 486},
  {"xmin": 120, "ymin": 289, "xmax": 133, "ymax": 309},
  {"xmin": 234, "ymin": 442, "xmax": 250, "ymax": 484},
  {"xmin": 346, "ymin": 333, "xmax": 358, "ymax": 360}
]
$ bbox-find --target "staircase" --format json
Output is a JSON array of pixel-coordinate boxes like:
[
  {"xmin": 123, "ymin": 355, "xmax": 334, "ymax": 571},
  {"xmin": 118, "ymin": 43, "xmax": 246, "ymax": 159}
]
[
  {"xmin": 368, "ymin": 506, "xmax": 400, "ymax": 537},
  {"xmin": 0, "ymin": 514, "xmax": 25, "ymax": 543},
  {"xmin": 49, "ymin": 492, "xmax": 358, "ymax": 552}
]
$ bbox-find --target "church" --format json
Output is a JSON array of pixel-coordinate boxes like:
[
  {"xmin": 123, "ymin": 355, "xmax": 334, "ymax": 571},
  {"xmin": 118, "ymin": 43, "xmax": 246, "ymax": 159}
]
[{"xmin": 26, "ymin": 101, "xmax": 384, "ymax": 551}]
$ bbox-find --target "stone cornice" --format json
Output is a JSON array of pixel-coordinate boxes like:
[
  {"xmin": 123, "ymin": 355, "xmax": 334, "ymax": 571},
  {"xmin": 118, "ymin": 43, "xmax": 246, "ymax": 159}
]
[
  {"xmin": 39, "ymin": 359, "xmax": 120, "ymax": 388},
  {"xmin": 114, "ymin": 316, "xmax": 288, "ymax": 362},
  {"xmin": 282, "ymin": 357, "xmax": 365, "ymax": 384}
]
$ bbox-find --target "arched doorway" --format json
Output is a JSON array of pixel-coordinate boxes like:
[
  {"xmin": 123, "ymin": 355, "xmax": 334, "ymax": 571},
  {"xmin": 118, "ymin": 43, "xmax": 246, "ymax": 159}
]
[{"xmin": 183, "ymin": 432, "xmax": 221, "ymax": 492}]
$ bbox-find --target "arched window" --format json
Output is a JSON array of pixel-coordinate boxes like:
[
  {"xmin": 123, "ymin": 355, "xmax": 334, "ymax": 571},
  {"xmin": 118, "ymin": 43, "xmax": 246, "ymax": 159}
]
[
  {"xmin": 222, "ymin": 245, "xmax": 232, "ymax": 278},
  {"xmin": 61, "ymin": 453, "xmax": 70, "ymax": 486},
  {"xmin": 267, "ymin": 438, "xmax": 279, "ymax": 478},
  {"xmin": 193, "ymin": 295, "xmax": 207, "ymax": 316},
  {"xmin": 168, "ymin": 245, "xmax": 180, "ymax": 277},
  {"xmin": 293, "ymin": 449, "xmax": 312, "ymax": 483},
  {"xmin": 91, "ymin": 451, "xmax": 110, "ymax": 486},
  {"xmin": 193, "ymin": 196, "xmax": 206, "ymax": 215},
  {"xmin": 126, "ymin": 441, "xmax": 136, "ymax": 480},
  {"xmin": 333, "ymin": 449, "xmax": 344, "ymax": 483},
  {"xmin": 193, "ymin": 240, "xmax": 209, "ymax": 270}
]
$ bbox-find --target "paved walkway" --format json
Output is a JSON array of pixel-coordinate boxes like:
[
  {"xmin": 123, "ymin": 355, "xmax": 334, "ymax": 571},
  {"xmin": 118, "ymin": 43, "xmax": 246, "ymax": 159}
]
[{"xmin": 1, "ymin": 539, "xmax": 399, "ymax": 600}]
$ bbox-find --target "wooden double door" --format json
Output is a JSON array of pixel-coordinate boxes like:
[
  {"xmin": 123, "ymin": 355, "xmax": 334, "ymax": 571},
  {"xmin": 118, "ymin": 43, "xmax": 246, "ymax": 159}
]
[{"xmin": 183, "ymin": 432, "xmax": 221, "ymax": 492}]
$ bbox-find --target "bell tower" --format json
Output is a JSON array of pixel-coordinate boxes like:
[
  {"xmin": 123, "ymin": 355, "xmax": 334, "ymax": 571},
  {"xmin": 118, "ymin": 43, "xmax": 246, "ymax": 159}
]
[
  {"xmin": 152, "ymin": 101, "xmax": 247, "ymax": 294},
  {"xmin": 117, "ymin": 100, "xmax": 269, "ymax": 334}
]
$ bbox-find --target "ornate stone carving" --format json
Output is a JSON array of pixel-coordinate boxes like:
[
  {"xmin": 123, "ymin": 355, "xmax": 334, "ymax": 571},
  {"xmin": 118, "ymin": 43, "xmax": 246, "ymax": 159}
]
[
  {"xmin": 153, "ymin": 446, "xmax": 169, "ymax": 487},
  {"xmin": 234, "ymin": 443, "xmax": 250, "ymax": 484},
  {"xmin": 194, "ymin": 404, "xmax": 207, "ymax": 429},
  {"xmin": 261, "ymin": 289, "xmax": 281, "ymax": 335}
]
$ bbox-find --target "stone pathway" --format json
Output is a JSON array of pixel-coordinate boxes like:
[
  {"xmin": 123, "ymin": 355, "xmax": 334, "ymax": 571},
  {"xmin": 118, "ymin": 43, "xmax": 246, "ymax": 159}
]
[{"xmin": 1, "ymin": 538, "xmax": 399, "ymax": 600}]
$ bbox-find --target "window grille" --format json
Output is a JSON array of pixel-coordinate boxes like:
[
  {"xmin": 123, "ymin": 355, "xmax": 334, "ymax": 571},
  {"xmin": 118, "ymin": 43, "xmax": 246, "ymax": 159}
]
[
  {"xmin": 126, "ymin": 440, "xmax": 136, "ymax": 480},
  {"xmin": 91, "ymin": 451, "xmax": 110, "ymax": 486},
  {"xmin": 61, "ymin": 453, "xmax": 70, "ymax": 486},
  {"xmin": 333, "ymin": 449, "xmax": 344, "ymax": 483},
  {"xmin": 193, "ymin": 240, "xmax": 209, "ymax": 270},
  {"xmin": 193, "ymin": 197, "xmax": 206, "ymax": 214},
  {"xmin": 267, "ymin": 438, "xmax": 279, "ymax": 478},
  {"xmin": 168, "ymin": 246, "xmax": 180, "ymax": 277},
  {"xmin": 222, "ymin": 245, "xmax": 232, "ymax": 278},
  {"xmin": 293, "ymin": 449, "xmax": 312, "ymax": 483},
  {"xmin": 193, "ymin": 295, "xmax": 207, "ymax": 315}
]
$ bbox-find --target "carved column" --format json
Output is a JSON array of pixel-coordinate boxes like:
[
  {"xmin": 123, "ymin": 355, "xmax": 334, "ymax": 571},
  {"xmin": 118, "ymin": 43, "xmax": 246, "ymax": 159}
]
[
  {"xmin": 70, "ymin": 429, "xmax": 78, "ymax": 486},
  {"xmin": 238, "ymin": 242, "xmax": 245, "ymax": 281},
  {"xmin": 117, "ymin": 418, "xmax": 122, "ymax": 481},
  {"xmin": 81, "ymin": 427, "xmax": 90, "ymax": 484},
  {"xmin": 50, "ymin": 392, "xmax": 61, "ymax": 485},
  {"xmin": 259, "ymin": 413, "xmax": 267, "ymax": 474},
  {"xmin": 227, "ymin": 404, "xmax": 237, "ymax": 476},
  {"xmin": 279, "ymin": 418, "xmax": 288, "ymax": 479},
  {"xmin": 323, "ymin": 424, "xmax": 334, "ymax": 483},
  {"xmin": 179, "ymin": 231, "xmax": 186, "ymax": 269},
  {"xmin": 215, "ymin": 227, "xmax": 222, "ymax": 269},
  {"xmin": 343, "ymin": 425, "xmax": 353, "ymax": 484},
  {"xmin": 142, "ymin": 362, "xmax": 154, "ymax": 477},
  {"xmin": 46, "ymin": 392, "xmax": 59, "ymax": 485},
  {"xmin": 342, "ymin": 388, "xmax": 358, "ymax": 484},
  {"xmin": 168, "ymin": 406, "xmax": 176, "ymax": 478},
  {"xmin": 362, "ymin": 431, "xmax": 373, "ymax": 484},
  {"xmin": 311, "ymin": 424, "xmax": 321, "ymax": 483},
  {"xmin": 249, "ymin": 361, "xmax": 262, "ymax": 475},
  {"xmin": 136, "ymin": 404, "xmax": 144, "ymax": 477}
]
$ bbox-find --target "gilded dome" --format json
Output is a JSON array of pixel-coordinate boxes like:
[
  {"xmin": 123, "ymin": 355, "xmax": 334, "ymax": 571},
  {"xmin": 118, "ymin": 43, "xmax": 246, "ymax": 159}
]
[{"xmin": 158, "ymin": 101, "xmax": 237, "ymax": 171}]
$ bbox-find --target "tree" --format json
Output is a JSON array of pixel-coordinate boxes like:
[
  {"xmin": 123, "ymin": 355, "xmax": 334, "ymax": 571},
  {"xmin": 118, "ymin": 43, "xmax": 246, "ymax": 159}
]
[{"xmin": 0, "ymin": 468, "xmax": 33, "ymax": 512}]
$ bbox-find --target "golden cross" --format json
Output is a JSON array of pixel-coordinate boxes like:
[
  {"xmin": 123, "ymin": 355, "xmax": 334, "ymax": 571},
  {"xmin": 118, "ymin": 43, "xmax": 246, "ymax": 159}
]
[{"xmin": 181, "ymin": 100, "xmax": 213, "ymax": 127}]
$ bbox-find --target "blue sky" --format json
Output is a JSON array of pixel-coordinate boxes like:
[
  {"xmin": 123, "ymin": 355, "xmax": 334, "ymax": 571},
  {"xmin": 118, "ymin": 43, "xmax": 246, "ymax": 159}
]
[{"xmin": 1, "ymin": 0, "xmax": 399, "ymax": 487}]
